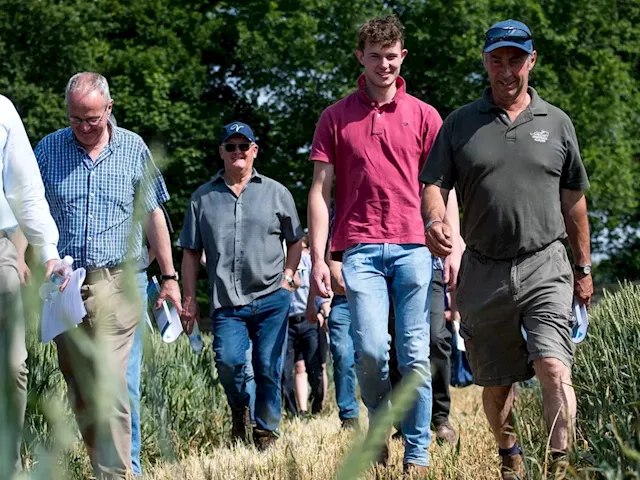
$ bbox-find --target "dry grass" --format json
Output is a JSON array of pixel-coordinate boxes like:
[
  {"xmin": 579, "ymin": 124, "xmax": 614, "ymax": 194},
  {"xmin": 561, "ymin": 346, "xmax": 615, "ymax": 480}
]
[{"xmin": 143, "ymin": 386, "xmax": 501, "ymax": 480}]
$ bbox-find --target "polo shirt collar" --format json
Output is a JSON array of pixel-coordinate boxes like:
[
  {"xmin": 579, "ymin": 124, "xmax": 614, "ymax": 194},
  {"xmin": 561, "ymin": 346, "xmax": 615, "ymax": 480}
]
[
  {"xmin": 356, "ymin": 74, "xmax": 407, "ymax": 106},
  {"xmin": 212, "ymin": 168, "xmax": 263, "ymax": 183},
  {"xmin": 479, "ymin": 87, "xmax": 548, "ymax": 115}
]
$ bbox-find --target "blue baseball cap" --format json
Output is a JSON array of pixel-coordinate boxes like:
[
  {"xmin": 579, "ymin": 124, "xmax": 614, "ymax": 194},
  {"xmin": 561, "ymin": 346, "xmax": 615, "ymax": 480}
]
[
  {"xmin": 484, "ymin": 19, "xmax": 533, "ymax": 54},
  {"xmin": 221, "ymin": 121, "xmax": 256, "ymax": 144}
]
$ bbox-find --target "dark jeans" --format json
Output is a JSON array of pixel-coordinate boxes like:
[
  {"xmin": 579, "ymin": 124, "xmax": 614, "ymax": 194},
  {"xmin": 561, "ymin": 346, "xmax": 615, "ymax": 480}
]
[
  {"xmin": 389, "ymin": 268, "xmax": 452, "ymax": 426},
  {"xmin": 212, "ymin": 288, "xmax": 290, "ymax": 432},
  {"xmin": 282, "ymin": 317, "xmax": 324, "ymax": 416}
]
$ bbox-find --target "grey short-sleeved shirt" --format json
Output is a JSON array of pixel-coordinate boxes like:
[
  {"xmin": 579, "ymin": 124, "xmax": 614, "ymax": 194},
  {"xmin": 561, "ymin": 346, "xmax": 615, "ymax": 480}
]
[
  {"xmin": 420, "ymin": 87, "xmax": 589, "ymax": 259},
  {"xmin": 178, "ymin": 169, "xmax": 303, "ymax": 311}
]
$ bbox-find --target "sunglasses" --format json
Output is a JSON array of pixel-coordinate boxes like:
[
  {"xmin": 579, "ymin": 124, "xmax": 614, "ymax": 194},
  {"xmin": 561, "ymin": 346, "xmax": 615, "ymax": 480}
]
[
  {"xmin": 484, "ymin": 27, "xmax": 531, "ymax": 46},
  {"xmin": 224, "ymin": 143, "xmax": 252, "ymax": 152}
]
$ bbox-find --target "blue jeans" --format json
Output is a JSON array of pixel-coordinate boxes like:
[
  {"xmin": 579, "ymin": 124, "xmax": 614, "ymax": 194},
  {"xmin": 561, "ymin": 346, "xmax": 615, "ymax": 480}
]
[
  {"xmin": 328, "ymin": 295, "xmax": 359, "ymax": 421},
  {"xmin": 212, "ymin": 288, "xmax": 290, "ymax": 432},
  {"xmin": 243, "ymin": 344, "xmax": 256, "ymax": 422},
  {"xmin": 342, "ymin": 244, "xmax": 433, "ymax": 467},
  {"xmin": 126, "ymin": 271, "xmax": 148, "ymax": 476}
]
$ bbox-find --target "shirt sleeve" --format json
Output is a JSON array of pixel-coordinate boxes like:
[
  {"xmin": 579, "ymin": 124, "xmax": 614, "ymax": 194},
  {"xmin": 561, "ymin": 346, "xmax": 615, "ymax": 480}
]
[
  {"xmin": 4, "ymin": 100, "xmax": 59, "ymax": 263},
  {"xmin": 420, "ymin": 105, "xmax": 444, "ymax": 170},
  {"xmin": 309, "ymin": 108, "xmax": 335, "ymax": 164},
  {"xmin": 177, "ymin": 195, "xmax": 202, "ymax": 251},
  {"xmin": 560, "ymin": 118, "xmax": 590, "ymax": 191},
  {"xmin": 279, "ymin": 187, "xmax": 303, "ymax": 244},
  {"xmin": 419, "ymin": 112, "xmax": 458, "ymax": 190},
  {"xmin": 136, "ymin": 144, "xmax": 166, "ymax": 214}
]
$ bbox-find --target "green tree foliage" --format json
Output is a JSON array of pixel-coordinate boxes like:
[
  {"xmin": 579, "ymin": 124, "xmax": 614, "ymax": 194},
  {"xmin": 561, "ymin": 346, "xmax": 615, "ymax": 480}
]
[{"xmin": 1, "ymin": 0, "xmax": 638, "ymax": 274}]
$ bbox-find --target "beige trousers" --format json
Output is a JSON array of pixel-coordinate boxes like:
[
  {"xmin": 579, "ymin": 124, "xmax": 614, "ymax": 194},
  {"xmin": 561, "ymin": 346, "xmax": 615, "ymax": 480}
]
[
  {"xmin": 54, "ymin": 268, "xmax": 140, "ymax": 478},
  {"xmin": 0, "ymin": 237, "xmax": 28, "ymax": 475}
]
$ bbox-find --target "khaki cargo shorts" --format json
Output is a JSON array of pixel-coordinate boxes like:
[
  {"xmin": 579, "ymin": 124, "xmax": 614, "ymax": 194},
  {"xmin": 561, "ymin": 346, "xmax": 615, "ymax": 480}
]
[{"xmin": 456, "ymin": 240, "xmax": 574, "ymax": 387}]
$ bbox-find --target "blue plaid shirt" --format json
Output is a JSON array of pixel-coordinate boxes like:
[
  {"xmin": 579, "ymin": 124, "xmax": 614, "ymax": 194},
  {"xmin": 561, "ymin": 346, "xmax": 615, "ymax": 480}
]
[{"xmin": 35, "ymin": 124, "xmax": 168, "ymax": 270}]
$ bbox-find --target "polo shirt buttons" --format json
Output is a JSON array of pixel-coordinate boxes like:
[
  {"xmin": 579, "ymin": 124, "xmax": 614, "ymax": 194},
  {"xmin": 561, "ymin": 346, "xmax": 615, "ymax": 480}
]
[
  {"xmin": 377, "ymin": 114, "xmax": 381, "ymax": 118},
  {"xmin": 371, "ymin": 102, "xmax": 375, "ymax": 106}
]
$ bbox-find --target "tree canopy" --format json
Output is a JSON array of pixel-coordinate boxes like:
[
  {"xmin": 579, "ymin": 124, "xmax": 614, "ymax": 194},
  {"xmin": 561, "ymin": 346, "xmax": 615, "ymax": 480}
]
[{"xmin": 2, "ymin": 0, "xmax": 639, "ymax": 280}]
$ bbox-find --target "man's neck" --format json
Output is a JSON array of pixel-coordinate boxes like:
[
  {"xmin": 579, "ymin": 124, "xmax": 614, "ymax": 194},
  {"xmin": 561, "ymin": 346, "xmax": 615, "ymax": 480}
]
[
  {"xmin": 364, "ymin": 78, "xmax": 397, "ymax": 106},
  {"xmin": 494, "ymin": 88, "xmax": 531, "ymax": 121},
  {"xmin": 78, "ymin": 126, "xmax": 111, "ymax": 162},
  {"xmin": 223, "ymin": 168, "xmax": 253, "ymax": 192}
]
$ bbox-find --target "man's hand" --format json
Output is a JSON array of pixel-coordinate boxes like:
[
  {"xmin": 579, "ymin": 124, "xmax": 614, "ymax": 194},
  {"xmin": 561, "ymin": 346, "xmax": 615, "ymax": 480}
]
[
  {"xmin": 157, "ymin": 279, "xmax": 182, "ymax": 315},
  {"xmin": 311, "ymin": 261, "xmax": 332, "ymax": 298},
  {"xmin": 180, "ymin": 295, "xmax": 200, "ymax": 335},
  {"xmin": 17, "ymin": 258, "xmax": 31, "ymax": 286},
  {"xmin": 574, "ymin": 273, "xmax": 594, "ymax": 309},
  {"xmin": 329, "ymin": 260, "xmax": 346, "ymax": 296},
  {"xmin": 426, "ymin": 222, "xmax": 453, "ymax": 258},
  {"xmin": 443, "ymin": 247, "xmax": 462, "ymax": 290},
  {"xmin": 43, "ymin": 258, "xmax": 71, "ymax": 291}
]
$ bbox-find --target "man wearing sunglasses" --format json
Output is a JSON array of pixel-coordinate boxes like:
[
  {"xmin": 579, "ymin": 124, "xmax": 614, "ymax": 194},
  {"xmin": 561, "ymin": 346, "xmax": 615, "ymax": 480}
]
[
  {"xmin": 179, "ymin": 121, "xmax": 303, "ymax": 450},
  {"xmin": 420, "ymin": 19, "xmax": 592, "ymax": 479}
]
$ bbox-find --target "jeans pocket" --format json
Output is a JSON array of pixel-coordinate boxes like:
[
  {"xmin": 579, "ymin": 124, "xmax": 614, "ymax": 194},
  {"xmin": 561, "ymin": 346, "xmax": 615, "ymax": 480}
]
[{"xmin": 343, "ymin": 243, "xmax": 362, "ymax": 259}]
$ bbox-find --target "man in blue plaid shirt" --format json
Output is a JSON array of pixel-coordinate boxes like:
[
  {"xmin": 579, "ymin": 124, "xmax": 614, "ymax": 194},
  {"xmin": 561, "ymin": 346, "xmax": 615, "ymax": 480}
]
[{"xmin": 35, "ymin": 72, "xmax": 181, "ymax": 478}]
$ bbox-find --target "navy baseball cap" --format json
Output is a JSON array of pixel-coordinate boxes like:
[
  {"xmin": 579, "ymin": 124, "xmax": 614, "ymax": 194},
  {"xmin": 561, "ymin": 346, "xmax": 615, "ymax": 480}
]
[
  {"xmin": 484, "ymin": 19, "xmax": 533, "ymax": 54},
  {"xmin": 221, "ymin": 121, "xmax": 256, "ymax": 143}
]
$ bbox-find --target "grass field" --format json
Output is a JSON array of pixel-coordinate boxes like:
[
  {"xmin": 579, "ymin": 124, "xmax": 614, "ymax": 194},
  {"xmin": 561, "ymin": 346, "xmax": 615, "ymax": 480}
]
[{"xmin": 16, "ymin": 283, "xmax": 640, "ymax": 479}]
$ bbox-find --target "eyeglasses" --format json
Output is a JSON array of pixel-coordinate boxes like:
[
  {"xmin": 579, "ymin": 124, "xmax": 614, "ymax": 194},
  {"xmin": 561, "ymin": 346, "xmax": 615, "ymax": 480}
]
[
  {"xmin": 69, "ymin": 106, "xmax": 108, "ymax": 127},
  {"xmin": 224, "ymin": 143, "xmax": 252, "ymax": 152},
  {"xmin": 484, "ymin": 27, "xmax": 532, "ymax": 47}
]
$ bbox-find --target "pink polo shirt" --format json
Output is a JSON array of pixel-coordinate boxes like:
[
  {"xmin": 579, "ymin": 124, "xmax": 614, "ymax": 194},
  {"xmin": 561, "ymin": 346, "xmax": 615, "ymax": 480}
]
[{"xmin": 310, "ymin": 75, "xmax": 443, "ymax": 252}]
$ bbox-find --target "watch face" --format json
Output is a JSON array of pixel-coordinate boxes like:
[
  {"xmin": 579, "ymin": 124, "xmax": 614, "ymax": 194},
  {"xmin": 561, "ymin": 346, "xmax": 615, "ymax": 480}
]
[{"xmin": 583, "ymin": 265, "xmax": 592, "ymax": 275}]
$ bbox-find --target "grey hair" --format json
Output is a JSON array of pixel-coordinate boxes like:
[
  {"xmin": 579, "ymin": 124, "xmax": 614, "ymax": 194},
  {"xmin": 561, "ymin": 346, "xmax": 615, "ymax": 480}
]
[{"xmin": 65, "ymin": 72, "xmax": 111, "ymax": 106}]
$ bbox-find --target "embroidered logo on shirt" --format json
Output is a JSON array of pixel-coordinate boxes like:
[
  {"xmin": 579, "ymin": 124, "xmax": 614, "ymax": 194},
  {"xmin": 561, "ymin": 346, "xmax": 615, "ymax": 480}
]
[
  {"xmin": 230, "ymin": 123, "xmax": 244, "ymax": 132},
  {"xmin": 530, "ymin": 130, "xmax": 549, "ymax": 143},
  {"xmin": 402, "ymin": 122, "xmax": 409, "ymax": 127}
]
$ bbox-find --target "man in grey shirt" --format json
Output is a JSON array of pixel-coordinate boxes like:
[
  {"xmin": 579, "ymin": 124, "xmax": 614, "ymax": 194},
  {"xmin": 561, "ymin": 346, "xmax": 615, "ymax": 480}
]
[
  {"xmin": 179, "ymin": 121, "xmax": 303, "ymax": 450},
  {"xmin": 420, "ymin": 20, "xmax": 592, "ymax": 479}
]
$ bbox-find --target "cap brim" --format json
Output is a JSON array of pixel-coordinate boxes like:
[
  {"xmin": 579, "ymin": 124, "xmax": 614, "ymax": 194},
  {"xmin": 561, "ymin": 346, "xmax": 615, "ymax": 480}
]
[
  {"xmin": 221, "ymin": 133, "xmax": 254, "ymax": 143},
  {"xmin": 484, "ymin": 40, "xmax": 533, "ymax": 54}
]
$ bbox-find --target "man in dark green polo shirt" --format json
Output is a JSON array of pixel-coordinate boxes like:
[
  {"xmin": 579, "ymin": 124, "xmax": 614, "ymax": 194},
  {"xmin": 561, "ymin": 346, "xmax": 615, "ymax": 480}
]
[{"xmin": 419, "ymin": 19, "xmax": 593, "ymax": 479}]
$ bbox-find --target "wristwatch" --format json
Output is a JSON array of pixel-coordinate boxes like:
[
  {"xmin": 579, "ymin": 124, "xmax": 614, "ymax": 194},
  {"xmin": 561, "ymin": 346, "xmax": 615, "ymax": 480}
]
[
  {"xmin": 284, "ymin": 274, "xmax": 296, "ymax": 289},
  {"xmin": 162, "ymin": 272, "xmax": 180, "ymax": 282},
  {"xmin": 573, "ymin": 264, "xmax": 592, "ymax": 276}
]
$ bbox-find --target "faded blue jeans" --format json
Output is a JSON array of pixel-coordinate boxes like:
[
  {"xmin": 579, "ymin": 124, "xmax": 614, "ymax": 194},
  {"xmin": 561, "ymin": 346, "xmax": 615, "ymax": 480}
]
[
  {"xmin": 126, "ymin": 271, "xmax": 148, "ymax": 475},
  {"xmin": 327, "ymin": 295, "xmax": 359, "ymax": 421},
  {"xmin": 212, "ymin": 288, "xmax": 290, "ymax": 432},
  {"xmin": 342, "ymin": 243, "xmax": 433, "ymax": 467}
]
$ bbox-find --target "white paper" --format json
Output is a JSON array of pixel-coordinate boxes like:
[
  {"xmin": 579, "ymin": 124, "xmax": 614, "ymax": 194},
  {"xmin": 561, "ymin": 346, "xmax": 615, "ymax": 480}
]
[
  {"xmin": 41, "ymin": 268, "xmax": 87, "ymax": 343},
  {"xmin": 452, "ymin": 320, "xmax": 466, "ymax": 352},
  {"xmin": 147, "ymin": 276, "xmax": 183, "ymax": 343}
]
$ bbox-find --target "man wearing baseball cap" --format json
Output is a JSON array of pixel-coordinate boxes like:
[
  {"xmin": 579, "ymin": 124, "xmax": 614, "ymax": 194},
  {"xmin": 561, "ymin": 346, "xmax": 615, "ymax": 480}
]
[
  {"xmin": 420, "ymin": 19, "xmax": 592, "ymax": 479},
  {"xmin": 179, "ymin": 121, "xmax": 303, "ymax": 450}
]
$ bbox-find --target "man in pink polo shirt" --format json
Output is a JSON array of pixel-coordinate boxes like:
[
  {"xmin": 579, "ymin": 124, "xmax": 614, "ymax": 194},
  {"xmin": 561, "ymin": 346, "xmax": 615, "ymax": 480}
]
[{"xmin": 307, "ymin": 16, "xmax": 461, "ymax": 473}]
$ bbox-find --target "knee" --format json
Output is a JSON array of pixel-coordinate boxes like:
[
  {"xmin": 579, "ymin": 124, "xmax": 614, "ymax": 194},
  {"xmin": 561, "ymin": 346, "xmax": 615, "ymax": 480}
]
[
  {"xmin": 214, "ymin": 344, "xmax": 246, "ymax": 372},
  {"xmin": 534, "ymin": 357, "xmax": 570, "ymax": 387},
  {"xmin": 295, "ymin": 360, "xmax": 306, "ymax": 375}
]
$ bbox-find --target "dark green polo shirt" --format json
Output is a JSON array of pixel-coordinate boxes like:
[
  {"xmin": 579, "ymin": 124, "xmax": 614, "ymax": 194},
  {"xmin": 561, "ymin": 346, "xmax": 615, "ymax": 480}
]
[
  {"xmin": 178, "ymin": 169, "xmax": 302, "ymax": 311},
  {"xmin": 419, "ymin": 87, "xmax": 589, "ymax": 259}
]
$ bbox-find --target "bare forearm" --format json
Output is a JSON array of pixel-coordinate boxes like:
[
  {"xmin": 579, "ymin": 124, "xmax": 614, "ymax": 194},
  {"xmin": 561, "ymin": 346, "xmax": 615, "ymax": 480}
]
[
  {"xmin": 146, "ymin": 208, "xmax": 175, "ymax": 275},
  {"xmin": 285, "ymin": 240, "xmax": 303, "ymax": 276},
  {"xmin": 444, "ymin": 189, "xmax": 460, "ymax": 241},
  {"xmin": 9, "ymin": 227, "xmax": 28, "ymax": 257},
  {"xmin": 561, "ymin": 191, "xmax": 591, "ymax": 265},
  {"xmin": 421, "ymin": 185, "xmax": 449, "ymax": 224},
  {"xmin": 308, "ymin": 189, "xmax": 330, "ymax": 264},
  {"xmin": 181, "ymin": 249, "xmax": 201, "ymax": 298}
]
